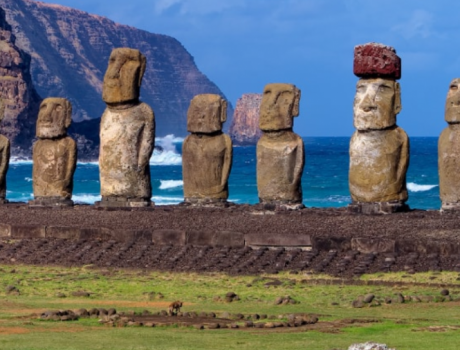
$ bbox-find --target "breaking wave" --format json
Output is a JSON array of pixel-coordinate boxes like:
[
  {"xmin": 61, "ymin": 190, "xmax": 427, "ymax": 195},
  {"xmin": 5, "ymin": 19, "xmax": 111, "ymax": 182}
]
[
  {"xmin": 150, "ymin": 134, "xmax": 182, "ymax": 166},
  {"xmin": 151, "ymin": 195, "xmax": 183, "ymax": 205},
  {"xmin": 159, "ymin": 180, "xmax": 183, "ymax": 190},
  {"xmin": 72, "ymin": 194, "xmax": 101, "ymax": 204},
  {"xmin": 407, "ymin": 182, "xmax": 438, "ymax": 192},
  {"xmin": 10, "ymin": 157, "xmax": 32, "ymax": 165}
]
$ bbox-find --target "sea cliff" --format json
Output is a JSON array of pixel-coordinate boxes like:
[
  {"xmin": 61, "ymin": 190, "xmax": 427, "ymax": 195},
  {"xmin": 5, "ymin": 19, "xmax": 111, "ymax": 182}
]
[
  {"xmin": 229, "ymin": 93, "xmax": 262, "ymax": 145},
  {"xmin": 0, "ymin": 0, "xmax": 233, "ymax": 158}
]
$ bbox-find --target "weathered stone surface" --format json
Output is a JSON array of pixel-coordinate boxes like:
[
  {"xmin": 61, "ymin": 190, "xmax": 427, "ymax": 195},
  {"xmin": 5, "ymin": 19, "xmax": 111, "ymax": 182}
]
[
  {"xmin": 0, "ymin": 222, "xmax": 9, "ymax": 237},
  {"xmin": 30, "ymin": 98, "xmax": 76, "ymax": 206},
  {"xmin": 349, "ymin": 128, "xmax": 409, "ymax": 203},
  {"xmin": 152, "ymin": 229, "xmax": 187, "ymax": 245},
  {"xmin": 351, "ymin": 237, "xmax": 396, "ymax": 254},
  {"xmin": 349, "ymin": 45, "xmax": 409, "ymax": 213},
  {"xmin": 187, "ymin": 230, "xmax": 244, "ymax": 247},
  {"xmin": 229, "ymin": 93, "xmax": 262, "ymax": 145},
  {"xmin": 245, "ymin": 233, "xmax": 311, "ymax": 248},
  {"xmin": 102, "ymin": 48, "xmax": 146, "ymax": 105},
  {"xmin": 0, "ymin": 0, "xmax": 232, "ymax": 153},
  {"xmin": 257, "ymin": 131, "xmax": 304, "ymax": 206},
  {"xmin": 10, "ymin": 224, "xmax": 45, "ymax": 238},
  {"xmin": 257, "ymin": 83, "xmax": 304, "ymax": 208},
  {"xmin": 439, "ymin": 79, "xmax": 460, "ymax": 210},
  {"xmin": 182, "ymin": 94, "xmax": 232, "ymax": 204},
  {"xmin": 353, "ymin": 78, "xmax": 402, "ymax": 131},
  {"xmin": 259, "ymin": 83, "xmax": 300, "ymax": 132},
  {"xmin": 0, "ymin": 7, "xmax": 40, "ymax": 157},
  {"xmin": 445, "ymin": 78, "xmax": 460, "ymax": 124},
  {"xmin": 186, "ymin": 94, "xmax": 227, "ymax": 134},
  {"xmin": 354, "ymin": 42, "xmax": 401, "ymax": 80},
  {"xmin": 98, "ymin": 48, "xmax": 155, "ymax": 207}
]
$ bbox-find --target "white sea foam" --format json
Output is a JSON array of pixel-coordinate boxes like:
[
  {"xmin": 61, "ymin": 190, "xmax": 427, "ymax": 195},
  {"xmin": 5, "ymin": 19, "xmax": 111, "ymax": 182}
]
[
  {"xmin": 10, "ymin": 157, "xmax": 32, "ymax": 165},
  {"xmin": 150, "ymin": 149, "xmax": 182, "ymax": 165},
  {"xmin": 25, "ymin": 177, "xmax": 32, "ymax": 182},
  {"xmin": 326, "ymin": 195, "xmax": 350, "ymax": 203},
  {"xmin": 150, "ymin": 134, "xmax": 182, "ymax": 166},
  {"xmin": 407, "ymin": 182, "xmax": 438, "ymax": 192},
  {"xmin": 159, "ymin": 180, "xmax": 183, "ymax": 190},
  {"xmin": 77, "ymin": 161, "xmax": 99, "ymax": 166},
  {"xmin": 152, "ymin": 195, "xmax": 183, "ymax": 205},
  {"xmin": 7, "ymin": 193, "xmax": 33, "ymax": 202},
  {"xmin": 157, "ymin": 135, "xmax": 184, "ymax": 144},
  {"xmin": 72, "ymin": 194, "xmax": 101, "ymax": 204}
]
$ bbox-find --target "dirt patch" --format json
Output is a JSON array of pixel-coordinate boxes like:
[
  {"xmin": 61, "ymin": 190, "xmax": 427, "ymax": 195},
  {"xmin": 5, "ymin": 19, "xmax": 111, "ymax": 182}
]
[
  {"xmin": 0, "ymin": 326, "xmax": 29, "ymax": 335},
  {"xmin": 413, "ymin": 325, "xmax": 460, "ymax": 332},
  {"xmin": 57, "ymin": 300, "xmax": 179, "ymax": 308}
]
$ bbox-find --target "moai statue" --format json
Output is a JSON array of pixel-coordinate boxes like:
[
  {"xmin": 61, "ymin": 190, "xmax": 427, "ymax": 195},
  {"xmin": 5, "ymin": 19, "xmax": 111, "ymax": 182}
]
[
  {"xmin": 0, "ymin": 100, "xmax": 9, "ymax": 204},
  {"xmin": 30, "ymin": 98, "xmax": 77, "ymax": 207},
  {"xmin": 348, "ymin": 43, "xmax": 409, "ymax": 214},
  {"xmin": 257, "ymin": 83, "xmax": 304, "ymax": 209},
  {"xmin": 439, "ymin": 78, "xmax": 460, "ymax": 211},
  {"xmin": 182, "ymin": 94, "xmax": 232, "ymax": 205},
  {"xmin": 97, "ymin": 48, "xmax": 155, "ymax": 207}
]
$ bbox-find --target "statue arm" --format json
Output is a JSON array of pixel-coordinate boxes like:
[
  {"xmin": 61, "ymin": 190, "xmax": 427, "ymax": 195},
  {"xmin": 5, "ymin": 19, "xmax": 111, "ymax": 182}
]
[
  {"xmin": 221, "ymin": 135, "xmax": 233, "ymax": 187},
  {"xmin": 138, "ymin": 109, "xmax": 155, "ymax": 170},
  {"xmin": 292, "ymin": 137, "xmax": 305, "ymax": 185},
  {"xmin": 396, "ymin": 132, "xmax": 410, "ymax": 191}
]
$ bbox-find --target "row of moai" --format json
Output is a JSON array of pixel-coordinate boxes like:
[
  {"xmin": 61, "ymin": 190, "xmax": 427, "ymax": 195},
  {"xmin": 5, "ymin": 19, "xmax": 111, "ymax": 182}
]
[{"xmin": 0, "ymin": 43, "xmax": 458, "ymax": 213}]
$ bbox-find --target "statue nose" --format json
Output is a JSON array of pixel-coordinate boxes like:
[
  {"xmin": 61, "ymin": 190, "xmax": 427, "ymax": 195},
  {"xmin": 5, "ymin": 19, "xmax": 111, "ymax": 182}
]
[{"xmin": 360, "ymin": 93, "xmax": 377, "ymax": 112}]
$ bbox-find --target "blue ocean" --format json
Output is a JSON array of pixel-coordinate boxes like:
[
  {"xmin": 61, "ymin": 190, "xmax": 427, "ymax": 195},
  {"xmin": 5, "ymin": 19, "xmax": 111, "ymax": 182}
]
[{"xmin": 7, "ymin": 136, "xmax": 440, "ymax": 210}]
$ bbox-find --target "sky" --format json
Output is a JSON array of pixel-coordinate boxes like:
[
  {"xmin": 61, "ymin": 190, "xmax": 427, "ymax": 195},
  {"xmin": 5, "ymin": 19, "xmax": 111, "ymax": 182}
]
[{"xmin": 36, "ymin": 0, "xmax": 460, "ymax": 136}]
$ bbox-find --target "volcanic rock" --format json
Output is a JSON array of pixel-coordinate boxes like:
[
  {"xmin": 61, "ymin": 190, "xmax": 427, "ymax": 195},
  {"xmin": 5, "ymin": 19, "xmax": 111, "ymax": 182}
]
[
  {"xmin": 229, "ymin": 93, "xmax": 262, "ymax": 145},
  {"xmin": 257, "ymin": 83, "xmax": 304, "ymax": 209},
  {"xmin": 354, "ymin": 42, "xmax": 401, "ymax": 80},
  {"xmin": 0, "ymin": 6, "xmax": 40, "ymax": 156}
]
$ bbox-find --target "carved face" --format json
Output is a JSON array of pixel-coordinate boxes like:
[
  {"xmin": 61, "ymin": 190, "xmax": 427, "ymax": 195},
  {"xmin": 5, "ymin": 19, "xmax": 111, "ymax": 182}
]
[
  {"xmin": 353, "ymin": 78, "xmax": 401, "ymax": 130},
  {"xmin": 187, "ymin": 94, "xmax": 227, "ymax": 133},
  {"xmin": 36, "ymin": 98, "xmax": 72, "ymax": 139},
  {"xmin": 259, "ymin": 83, "xmax": 300, "ymax": 131},
  {"xmin": 445, "ymin": 78, "xmax": 460, "ymax": 123},
  {"xmin": 102, "ymin": 48, "xmax": 146, "ymax": 104}
]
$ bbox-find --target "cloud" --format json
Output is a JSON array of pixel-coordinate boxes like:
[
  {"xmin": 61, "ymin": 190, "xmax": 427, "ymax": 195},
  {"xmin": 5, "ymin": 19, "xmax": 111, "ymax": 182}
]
[
  {"xmin": 392, "ymin": 9, "xmax": 434, "ymax": 39},
  {"xmin": 153, "ymin": 0, "xmax": 182, "ymax": 14},
  {"xmin": 153, "ymin": 0, "xmax": 245, "ymax": 16}
]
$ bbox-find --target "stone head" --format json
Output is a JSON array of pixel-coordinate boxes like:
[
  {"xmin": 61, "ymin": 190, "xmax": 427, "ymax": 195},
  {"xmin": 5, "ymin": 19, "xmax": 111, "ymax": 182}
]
[
  {"xmin": 353, "ymin": 78, "xmax": 402, "ymax": 130},
  {"xmin": 102, "ymin": 48, "xmax": 146, "ymax": 104},
  {"xmin": 259, "ymin": 83, "xmax": 300, "ymax": 131},
  {"xmin": 445, "ymin": 78, "xmax": 460, "ymax": 123},
  {"xmin": 187, "ymin": 94, "xmax": 227, "ymax": 133},
  {"xmin": 36, "ymin": 98, "xmax": 72, "ymax": 139}
]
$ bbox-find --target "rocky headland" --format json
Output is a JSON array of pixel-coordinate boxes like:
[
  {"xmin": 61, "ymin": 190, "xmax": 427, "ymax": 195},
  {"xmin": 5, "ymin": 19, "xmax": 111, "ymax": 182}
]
[
  {"xmin": 0, "ymin": 0, "xmax": 233, "ymax": 158},
  {"xmin": 0, "ymin": 6, "xmax": 41, "ymax": 156},
  {"xmin": 229, "ymin": 93, "xmax": 262, "ymax": 145}
]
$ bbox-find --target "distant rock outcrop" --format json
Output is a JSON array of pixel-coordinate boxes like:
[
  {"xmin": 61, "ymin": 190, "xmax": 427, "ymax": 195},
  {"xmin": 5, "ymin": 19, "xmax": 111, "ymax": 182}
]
[
  {"xmin": 229, "ymin": 93, "xmax": 262, "ymax": 145},
  {"xmin": 0, "ymin": 6, "xmax": 41, "ymax": 156},
  {"xmin": 0, "ymin": 0, "xmax": 232, "ymax": 142}
]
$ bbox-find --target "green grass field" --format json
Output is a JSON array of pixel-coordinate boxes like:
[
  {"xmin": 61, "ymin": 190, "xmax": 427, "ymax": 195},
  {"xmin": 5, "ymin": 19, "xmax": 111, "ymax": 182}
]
[{"xmin": 1, "ymin": 264, "xmax": 460, "ymax": 350}]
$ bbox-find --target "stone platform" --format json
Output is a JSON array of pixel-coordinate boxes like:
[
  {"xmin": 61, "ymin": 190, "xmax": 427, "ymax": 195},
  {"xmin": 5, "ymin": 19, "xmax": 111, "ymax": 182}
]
[{"xmin": 0, "ymin": 204, "xmax": 460, "ymax": 276}]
